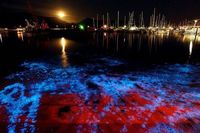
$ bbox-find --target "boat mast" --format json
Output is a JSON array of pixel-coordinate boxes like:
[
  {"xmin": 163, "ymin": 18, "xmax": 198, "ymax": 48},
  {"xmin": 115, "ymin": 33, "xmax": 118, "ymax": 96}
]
[
  {"xmin": 128, "ymin": 11, "xmax": 134, "ymax": 28},
  {"xmin": 124, "ymin": 16, "xmax": 126, "ymax": 26},
  {"xmin": 103, "ymin": 14, "xmax": 105, "ymax": 26},
  {"xmin": 96, "ymin": 14, "xmax": 99, "ymax": 29},
  {"xmin": 153, "ymin": 8, "xmax": 156, "ymax": 27},
  {"xmin": 150, "ymin": 15, "xmax": 152, "ymax": 27},
  {"xmin": 158, "ymin": 13, "xmax": 161, "ymax": 27},
  {"xmin": 133, "ymin": 11, "xmax": 135, "ymax": 26},
  {"xmin": 140, "ymin": 11, "xmax": 144, "ymax": 27},
  {"xmin": 93, "ymin": 17, "xmax": 95, "ymax": 28},
  {"xmin": 155, "ymin": 15, "xmax": 158, "ymax": 27},
  {"xmin": 117, "ymin": 11, "xmax": 120, "ymax": 28},
  {"xmin": 107, "ymin": 12, "xmax": 109, "ymax": 27}
]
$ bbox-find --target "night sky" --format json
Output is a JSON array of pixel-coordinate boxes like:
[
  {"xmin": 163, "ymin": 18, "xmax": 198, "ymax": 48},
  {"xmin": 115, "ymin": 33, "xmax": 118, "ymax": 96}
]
[{"xmin": 0, "ymin": 0, "xmax": 200, "ymax": 23}]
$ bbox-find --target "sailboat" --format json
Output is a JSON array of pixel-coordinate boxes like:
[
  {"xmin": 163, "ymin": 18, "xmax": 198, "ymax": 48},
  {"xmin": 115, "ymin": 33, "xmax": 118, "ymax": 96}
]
[
  {"xmin": 184, "ymin": 20, "xmax": 200, "ymax": 35},
  {"xmin": 128, "ymin": 11, "xmax": 139, "ymax": 32}
]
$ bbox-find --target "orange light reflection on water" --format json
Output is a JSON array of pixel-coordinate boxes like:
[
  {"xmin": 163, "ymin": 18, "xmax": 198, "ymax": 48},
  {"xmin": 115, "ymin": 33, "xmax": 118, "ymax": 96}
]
[
  {"xmin": 60, "ymin": 37, "xmax": 69, "ymax": 67},
  {"xmin": 17, "ymin": 31, "xmax": 24, "ymax": 41}
]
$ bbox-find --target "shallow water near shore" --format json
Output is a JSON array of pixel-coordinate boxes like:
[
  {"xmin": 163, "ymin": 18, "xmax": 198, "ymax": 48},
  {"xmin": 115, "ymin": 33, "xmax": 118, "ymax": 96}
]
[{"xmin": 0, "ymin": 31, "xmax": 200, "ymax": 132}]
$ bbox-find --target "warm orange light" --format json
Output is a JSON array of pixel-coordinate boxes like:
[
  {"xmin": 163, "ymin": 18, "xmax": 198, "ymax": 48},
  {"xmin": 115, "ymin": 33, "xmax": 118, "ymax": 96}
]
[
  {"xmin": 17, "ymin": 31, "xmax": 24, "ymax": 41},
  {"xmin": 103, "ymin": 25, "xmax": 107, "ymax": 29},
  {"xmin": 61, "ymin": 37, "xmax": 67, "ymax": 51},
  {"xmin": 60, "ymin": 37, "xmax": 68, "ymax": 67},
  {"xmin": 57, "ymin": 11, "xmax": 66, "ymax": 18},
  {"xmin": 189, "ymin": 40, "xmax": 193, "ymax": 57}
]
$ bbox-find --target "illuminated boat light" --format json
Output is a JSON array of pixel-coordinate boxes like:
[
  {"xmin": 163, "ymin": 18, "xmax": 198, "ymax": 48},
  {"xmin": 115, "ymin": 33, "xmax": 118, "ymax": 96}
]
[
  {"xmin": 17, "ymin": 31, "xmax": 24, "ymax": 41},
  {"xmin": 129, "ymin": 26, "xmax": 138, "ymax": 31}
]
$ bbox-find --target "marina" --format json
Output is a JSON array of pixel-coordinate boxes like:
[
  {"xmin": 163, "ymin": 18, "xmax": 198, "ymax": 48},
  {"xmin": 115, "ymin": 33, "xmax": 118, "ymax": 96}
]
[
  {"xmin": 1, "ymin": 9, "xmax": 199, "ymax": 39},
  {"xmin": 0, "ymin": 30, "xmax": 200, "ymax": 132},
  {"xmin": 0, "ymin": 0, "xmax": 200, "ymax": 132}
]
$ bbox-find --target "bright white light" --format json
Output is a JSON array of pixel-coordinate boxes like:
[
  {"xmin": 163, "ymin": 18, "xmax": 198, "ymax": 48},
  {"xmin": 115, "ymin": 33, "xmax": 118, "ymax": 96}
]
[
  {"xmin": 129, "ymin": 26, "xmax": 137, "ymax": 31},
  {"xmin": 57, "ymin": 11, "xmax": 65, "ymax": 18},
  {"xmin": 0, "ymin": 34, "xmax": 2, "ymax": 43},
  {"xmin": 16, "ymin": 28, "xmax": 24, "ymax": 31},
  {"xmin": 61, "ymin": 37, "xmax": 67, "ymax": 51},
  {"xmin": 168, "ymin": 26, "xmax": 174, "ymax": 30},
  {"xmin": 189, "ymin": 41, "xmax": 193, "ymax": 56},
  {"xmin": 103, "ymin": 25, "xmax": 107, "ymax": 29},
  {"xmin": 60, "ymin": 37, "xmax": 68, "ymax": 67},
  {"xmin": 122, "ymin": 25, "xmax": 127, "ymax": 29}
]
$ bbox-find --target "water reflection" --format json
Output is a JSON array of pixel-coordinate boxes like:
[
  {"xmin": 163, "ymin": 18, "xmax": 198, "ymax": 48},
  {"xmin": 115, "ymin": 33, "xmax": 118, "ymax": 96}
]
[
  {"xmin": 94, "ymin": 32, "xmax": 170, "ymax": 55},
  {"xmin": 116, "ymin": 34, "xmax": 119, "ymax": 52},
  {"xmin": 17, "ymin": 31, "xmax": 24, "ymax": 41},
  {"xmin": 189, "ymin": 41, "xmax": 193, "ymax": 57},
  {"xmin": 0, "ymin": 33, "xmax": 2, "ymax": 43},
  {"xmin": 0, "ymin": 83, "xmax": 40, "ymax": 133},
  {"xmin": 127, "ymin": 33, "xmax": 133, "ymax": 48},
  {"xmin": 181, "ymin": 34, "xmax": 200, "ymax": 58},
  {"xmin": 102, "ymin": 32, "xmax": 109, "ymax": 49},
  {"xmin": 60, "ymin": 37, "xmax": 69, "ymax": 67},
  {"xmin": 1, "ymin": 32, "xmax": 200, "ymax": 132},
  {"xmin": 183, "ymin": 34, "xmax": 200, "ymax": 43}
]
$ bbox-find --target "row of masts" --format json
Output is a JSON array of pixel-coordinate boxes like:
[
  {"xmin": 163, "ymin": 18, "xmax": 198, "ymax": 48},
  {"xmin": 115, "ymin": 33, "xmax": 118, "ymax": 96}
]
[
  {"xmin": 92, "ymin": 9, "xmax": 169, "ymax": 30},
  {"xmin": 94, "ymin": 12, "xmax": 111, "ymax": 28},
  {"xmin": 149, "ymin": 8, "xmax": 167, "ymax": 28}
]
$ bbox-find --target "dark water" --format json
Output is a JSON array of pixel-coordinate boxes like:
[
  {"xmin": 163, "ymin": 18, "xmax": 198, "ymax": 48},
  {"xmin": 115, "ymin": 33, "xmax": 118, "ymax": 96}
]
[
  {"xmin": 0, "ymin": 31, "xmax": 200, "ymax": 132},
  {"xmin": 1, "ymin": 31, "xmax": 200, "ymax": 74}
]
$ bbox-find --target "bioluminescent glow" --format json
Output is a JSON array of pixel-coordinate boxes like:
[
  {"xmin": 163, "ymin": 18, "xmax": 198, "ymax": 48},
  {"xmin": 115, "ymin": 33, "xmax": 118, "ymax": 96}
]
[
  {"xmin": 0, "ymin": 58, "xmax": 200, "ymax": 132},
  {"xmin": 0, "ymin": 83, "xmax": 41, "ymax": 133}
]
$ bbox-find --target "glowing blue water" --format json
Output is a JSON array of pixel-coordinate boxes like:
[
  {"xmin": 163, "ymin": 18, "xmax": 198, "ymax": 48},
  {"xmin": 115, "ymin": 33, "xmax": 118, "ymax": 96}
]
[{"xmin": 0, "ymin": 57, "xmax": 200, "ymax": 132}]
